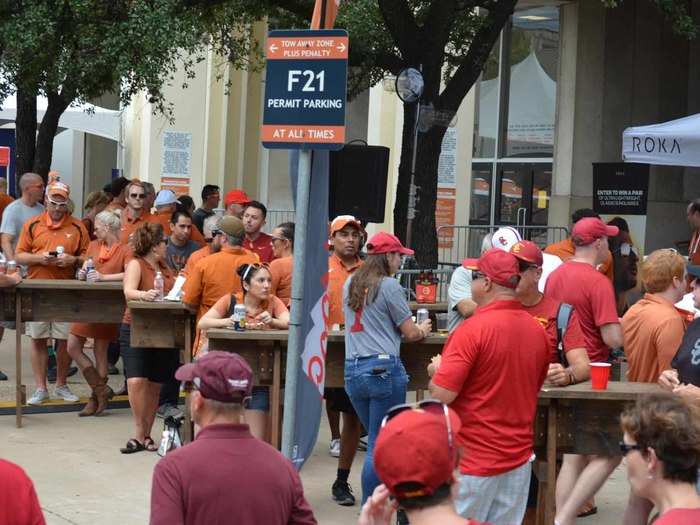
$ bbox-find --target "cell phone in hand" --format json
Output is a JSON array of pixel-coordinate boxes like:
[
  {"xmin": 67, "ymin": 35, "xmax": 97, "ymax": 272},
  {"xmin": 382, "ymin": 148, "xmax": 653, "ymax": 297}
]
[{"xmin": 48, "ymin": 251, "xmax": 58, "ymax": 257}]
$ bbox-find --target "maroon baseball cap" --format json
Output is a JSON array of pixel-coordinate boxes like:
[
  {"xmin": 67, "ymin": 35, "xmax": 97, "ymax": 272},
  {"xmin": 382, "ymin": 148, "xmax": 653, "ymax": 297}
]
[
  {"xmin": 175, "ymin": 351, "xmax": 253, "ymax": 402},
  {"xmin": 366, "ymin": 232, "xmax": 414, "ymax": 256},
  {"xmin": 374, "ymin": 408, "xmax": 461, "ymax": 498},
  {"xmin": 571, "ymin": 217, "xmax": 619, "ymax": 246},
  {"xmin": 510, "ymin": 240, "xmax": 544, "ymax": 267},
  {"xmin": 476, "ymin": 249, "xmax": 520, "ymax": 289}
]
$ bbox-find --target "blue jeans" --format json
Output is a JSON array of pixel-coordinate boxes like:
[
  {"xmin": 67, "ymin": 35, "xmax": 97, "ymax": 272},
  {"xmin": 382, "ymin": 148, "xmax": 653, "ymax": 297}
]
[{"xmin": 344, "ymin": 355, "xmax": 408, "ymax": 503}]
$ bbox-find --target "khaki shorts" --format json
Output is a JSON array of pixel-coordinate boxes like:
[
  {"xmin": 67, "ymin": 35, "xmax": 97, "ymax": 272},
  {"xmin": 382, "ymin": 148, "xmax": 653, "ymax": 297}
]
[{"xmin": 24, "ymin": 321, "xmax": 70, "ymax": 340}]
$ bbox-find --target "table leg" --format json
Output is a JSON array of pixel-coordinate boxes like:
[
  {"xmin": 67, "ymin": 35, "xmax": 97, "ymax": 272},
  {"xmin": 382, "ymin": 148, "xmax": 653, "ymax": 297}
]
[
  {"xmin": 15, "ymin": 292, "xmax": 22, "ymax": 428},
  {"xmin": 416, "ymin": 389, "xmax": 424, "ymax": 402},
  {"xmin": 182, "ymin": 316, "xmax": 193, "ymax": 444},
  {"xmin": 271, "ymin": 342, "xmax": 282, "ymax": 449},
  {"xmin": 544, "ymin": 402, "xmax": 558, "ymax": 525}
]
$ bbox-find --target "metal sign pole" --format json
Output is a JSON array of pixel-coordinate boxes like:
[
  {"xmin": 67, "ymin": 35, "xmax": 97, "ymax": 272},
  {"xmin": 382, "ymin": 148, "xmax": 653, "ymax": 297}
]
[{"xmin": 281, "ymin": 148, "xmax": 312, "ymax": 458}]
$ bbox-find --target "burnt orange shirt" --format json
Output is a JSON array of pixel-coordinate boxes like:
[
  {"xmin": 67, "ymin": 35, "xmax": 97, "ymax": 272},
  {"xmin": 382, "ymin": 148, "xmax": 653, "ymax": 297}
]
[
  {"xmin": 182, "ymin": 245, "xmax": 211, "ymax": 276},
  {"xmin": 544, "ymin": 238, "xmax": 614, "ymax": 281},
  {"xmin": 0, "ymin": 192, "xmax": 14, "ymax": 225},
  {"xmin": 16, "ymin": 212, "xmax": 89, "ymax": 279},
  {"xmin": 182, "ymin": 245, "xmax": 260, "ymax": 321},
  {"xmin": 122, "ymin": 258, "xmax": 175, "ymax": 325},
  {"xmin": 149, "ymin": 210, "xmax": 206, "ymax": 247},
  {"xmin": 327, "ymin": 252, "xmax": 362, "ymax": 326},
  {"xmin": 622, "ymin": 293, "xmax": 686, "ymax": 383},
  {"xmin": 119, "ymin": 209, "xmax": 152, "ymax": 245},
  {"xmin": 269, "ymin": 255, "xmax": 293, "ymax": 307}
]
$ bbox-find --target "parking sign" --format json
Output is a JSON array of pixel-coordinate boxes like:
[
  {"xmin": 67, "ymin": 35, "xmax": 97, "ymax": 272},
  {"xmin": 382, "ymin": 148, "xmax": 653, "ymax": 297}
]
[{"xmin": 262, "ymin": 29, "xmax": 348, "ymax": 150}]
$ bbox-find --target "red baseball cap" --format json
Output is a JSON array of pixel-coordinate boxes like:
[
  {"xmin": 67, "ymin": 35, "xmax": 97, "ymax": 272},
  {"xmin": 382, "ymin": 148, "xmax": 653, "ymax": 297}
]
[
  {"xmin": 571, "ymin": 217, "xmax": 619, "ymax": 246},
  {"xmin": 374, "ymin": 408, "xmax": 461, "ymax": 499},
  {"xmin": 366, "ymin": 232, "xmax": 414, "ymax": 256},
  {"xmin": 510, "ymin": 240, "xmax": 543, "ymax": 267},
  {"xmin": 224, "ymin": 189, "xmax": 251, "ymax": 207},
  {"xmin": 175, "ymin": 351, "xmax": 253, "ymax": 402},
  {"xmin": 476, "ymin": 249, "xmax": 520, "ymax": 289},
  {"xmin": 462, "ymin": 258, "xmax": 478, "ymax": 271}
]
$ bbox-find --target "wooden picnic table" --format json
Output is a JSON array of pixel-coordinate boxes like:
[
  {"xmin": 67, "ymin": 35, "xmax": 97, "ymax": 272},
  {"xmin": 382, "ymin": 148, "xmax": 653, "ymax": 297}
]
[
  {"xmin": 408, "ymin": 301, "xmax": 448, "ymax": 312},
  {"xmin": 8, "ymin": 280, "xmax": 125, "ymax": 427}
]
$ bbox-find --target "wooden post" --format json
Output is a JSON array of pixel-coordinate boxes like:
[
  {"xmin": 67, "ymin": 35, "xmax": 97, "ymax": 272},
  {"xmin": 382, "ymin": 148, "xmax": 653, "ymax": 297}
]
[
  {"xmin": 15, "ymin": 290, "xmax": 22, "ymax": 427},
  {"xmin": 544, "ymin": 402, "xmax": 558, "ymax": 525},
  {"xmin": 271, "ymin": 341, "xmax": 282, "ymax": 449}
]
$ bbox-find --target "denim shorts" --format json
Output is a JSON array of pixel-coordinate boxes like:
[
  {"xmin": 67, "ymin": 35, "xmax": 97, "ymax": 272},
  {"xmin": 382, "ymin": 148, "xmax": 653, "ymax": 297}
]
[{"xmin": 246, "ymin": 386, "xmax": 270, "ymax": 411}]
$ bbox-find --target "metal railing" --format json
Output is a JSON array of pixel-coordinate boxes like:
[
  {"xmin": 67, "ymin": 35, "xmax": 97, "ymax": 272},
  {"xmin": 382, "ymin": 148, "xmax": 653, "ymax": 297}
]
[
  {"xmin": 264, "ymin": 210, "xmax": 296, "ymax": 233},
  {"xmin": 437, "ymin": 224, "xmax": 570, "ymax": 265}
]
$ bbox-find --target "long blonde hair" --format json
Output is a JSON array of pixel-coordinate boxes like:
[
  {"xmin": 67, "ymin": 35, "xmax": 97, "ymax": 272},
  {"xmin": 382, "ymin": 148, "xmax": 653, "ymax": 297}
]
[{"xmin": 347, "ymin": 254, "xmax": 391, "ymax": 312}]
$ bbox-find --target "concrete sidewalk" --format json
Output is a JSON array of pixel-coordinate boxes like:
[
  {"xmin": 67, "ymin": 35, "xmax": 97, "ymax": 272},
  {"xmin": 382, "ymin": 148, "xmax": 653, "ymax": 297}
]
[{"xmin": 0, "ymin": 330, "xmax": 628, "ymax": 524}]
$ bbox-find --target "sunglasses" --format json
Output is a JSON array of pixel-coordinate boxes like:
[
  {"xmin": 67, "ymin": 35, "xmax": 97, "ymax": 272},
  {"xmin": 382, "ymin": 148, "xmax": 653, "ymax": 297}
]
[
  {"xmin": 210, "ymin": 229, "xmax": 223, "ymax": 237},
  {"xmin": 47, "ymin": 196, "xmax": 68, "ymax": 208},
  {"xmin": 614, "ymin": 243, "xmax": 639, "ymax": 257},
  {"xmin": 471, "ymin": 270, "xmax": 486, "ymax": 281},
  {"xmin": 619, "ymin": 441, "xmax": 643, "ymax": 456},
  {"xmin": 381, "ymin": 400, "xmax": 453, "ymax": 455},
  {"xmin": 129, "ymin": 193, "xmax": 146, "ymax": 199},
  {"xmin": 271, "ymin": 236, "xmax": 288, "ymax": 243},
  {"xmin": 181, "ymin": 380, "xmax": 199, "ymax": 394}
]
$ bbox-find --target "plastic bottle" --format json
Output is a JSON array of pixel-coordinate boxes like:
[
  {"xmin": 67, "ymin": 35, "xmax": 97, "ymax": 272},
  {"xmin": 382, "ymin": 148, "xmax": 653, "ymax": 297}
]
[
  {"xmin": 85, "ymin": 256, "xmax": 94, "ymax": 272},
  {"xmin": 157, "ymin": 430, "xmax": 172, "ymax": 457},
  {"xmin": 154, "ymin": 271, "xmax": 164, "ymax": 301}
]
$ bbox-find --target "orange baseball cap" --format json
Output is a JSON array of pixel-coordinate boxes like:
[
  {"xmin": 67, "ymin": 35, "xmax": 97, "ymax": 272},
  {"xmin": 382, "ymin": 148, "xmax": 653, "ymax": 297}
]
[
  {"xmin": 47, "ymin": 180, "xmax": 70, "ymax": 200},
  {"xmin": 510, "ymin": 240, "xmax": 543, "ymax": 267},
  {"xmin": 329, "ymin": 215, "xmax": 364, "ymax": 237},
  {"xmin": 224, "ymin": 189, "xmax": 250, "ymax": 207}
]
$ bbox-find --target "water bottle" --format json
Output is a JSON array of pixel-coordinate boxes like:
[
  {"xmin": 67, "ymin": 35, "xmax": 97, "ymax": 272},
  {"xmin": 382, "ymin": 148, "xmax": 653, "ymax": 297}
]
[
  {"xmin": 157, "ymin": 430, "xmax": 172, "ymax": 457},
  {"xmin": 85, "ymin": 256, "xmax": 94, "ymax": 273},
  {"xmin": 154, "ymin": 271, "xmax": 164, "ymax": 301}
]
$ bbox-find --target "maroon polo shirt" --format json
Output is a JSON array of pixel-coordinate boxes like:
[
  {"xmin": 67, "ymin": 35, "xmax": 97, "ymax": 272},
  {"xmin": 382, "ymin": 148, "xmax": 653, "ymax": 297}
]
[
  {"xmin": 150, "ymin": 424, "xmax": 317, "ymax": 525},
  {"xmin": 244, "ymin": 232, "xmax": 275, "ymax": 263}
]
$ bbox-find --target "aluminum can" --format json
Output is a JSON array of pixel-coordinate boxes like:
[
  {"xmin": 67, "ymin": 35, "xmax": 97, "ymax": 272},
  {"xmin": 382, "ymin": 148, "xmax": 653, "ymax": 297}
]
[
  {"xmin": 0, "ymin": 261, "xmax": 7, "ymax": 275},
  {"xmin": 416, "ymin": 308, "xmax": 429, "ymax": 324},
  {"xmin": 7, "ymin": 261, "xmax": 17, "ymax": 274},
  {"xmin": 233, "ymin": 303, "xmax": 247, "ymax": 331}
]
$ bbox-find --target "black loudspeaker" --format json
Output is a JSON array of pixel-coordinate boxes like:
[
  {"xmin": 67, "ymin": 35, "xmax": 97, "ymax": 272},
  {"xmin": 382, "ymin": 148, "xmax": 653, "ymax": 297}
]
[{"xmin": 329, "ymin": 144, "xmax": 390, "ymax": 223}]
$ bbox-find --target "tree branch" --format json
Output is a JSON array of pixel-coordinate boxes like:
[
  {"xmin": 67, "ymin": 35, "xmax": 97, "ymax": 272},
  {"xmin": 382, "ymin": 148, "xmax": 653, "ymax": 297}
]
[{"xmin": 377, "ymin": 0, "xmax": 421, "ymax": 62}]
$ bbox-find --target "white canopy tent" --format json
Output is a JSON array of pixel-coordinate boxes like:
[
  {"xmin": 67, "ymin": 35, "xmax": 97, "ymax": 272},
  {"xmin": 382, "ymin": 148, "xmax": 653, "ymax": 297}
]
[
  {"xmin": 0, "ymin": 94, "xmax": 122, "ymax": 142},
  {"xmin": 622, "ymin": 113, "xmax": 700, "ymax": 167}
]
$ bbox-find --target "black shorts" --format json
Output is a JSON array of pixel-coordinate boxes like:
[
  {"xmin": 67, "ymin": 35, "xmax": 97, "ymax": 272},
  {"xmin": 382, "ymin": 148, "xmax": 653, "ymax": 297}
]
[
  {"xmin": 324, "ymin": 387, "xmax": 356, "ymax": 414},
  {"xmin": 119, "ymin": 324, "xmax": 179, "ymax": 384}
]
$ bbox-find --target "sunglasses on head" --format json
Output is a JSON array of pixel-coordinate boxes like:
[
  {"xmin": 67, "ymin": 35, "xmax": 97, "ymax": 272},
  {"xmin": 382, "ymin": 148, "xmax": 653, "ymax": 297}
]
[
  {"xmin": 47, "ymin": 196, "xmax": 68, "ymax": 208},
  {"xmin": 381, "ymin": 399, "xmax": 453, "ymax": 455}
]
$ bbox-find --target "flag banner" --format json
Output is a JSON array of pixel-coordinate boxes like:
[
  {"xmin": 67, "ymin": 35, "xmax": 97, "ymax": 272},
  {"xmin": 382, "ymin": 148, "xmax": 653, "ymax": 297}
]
[{"xmin": 287, "ymin": 149, "xmax": 330, "ymax": 469}]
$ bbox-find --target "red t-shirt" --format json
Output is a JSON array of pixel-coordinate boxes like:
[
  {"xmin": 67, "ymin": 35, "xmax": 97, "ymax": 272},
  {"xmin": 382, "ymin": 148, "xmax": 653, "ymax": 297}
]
[
  {"xmin": 0, "ymin": 459, "xmax": 45, "ymax": 525},
  {"xmin": 544, "ymin": 261, "xmax": 619, "ymax": 362},
  {"xmin": 432, "ymin": 300, "xmax": 549, "ymax": 477},
  {"xmin": 654, "ymin": 508, "xmax": 700, "ymax": 524},
  {"xmin": 243, "ymin": 232, "xmax": 275, "ymax": 263},
  {"xmin": 522, "ymin": 295, "xmax": 587, "ymax": 364}
]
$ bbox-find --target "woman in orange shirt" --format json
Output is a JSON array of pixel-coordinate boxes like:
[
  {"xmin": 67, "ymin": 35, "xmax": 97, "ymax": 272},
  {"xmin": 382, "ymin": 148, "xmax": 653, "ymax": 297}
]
[
  {"xmin": 68, "ymin": 210, "xmax": 131, "ymax": 416},
  {"xmin": 198, "ymin": 263, "xmax": 289, "ymax": 440},
  {"xmin": 269, "ymin": 222, "xmax": 294, "ymax": 307},
  {"xmin": 119, "ymin": 223, "xmax": 177, "ymax": 453}
]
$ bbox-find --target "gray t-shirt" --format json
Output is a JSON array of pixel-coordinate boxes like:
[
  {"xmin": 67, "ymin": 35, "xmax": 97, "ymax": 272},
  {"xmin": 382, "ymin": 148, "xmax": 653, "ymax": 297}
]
[
  {"xmin": 166, "ymin": 239, "xmax": 200, "ymax": 272},
  {"xmin": 0, "ymin": 200, "xmax": 44, "ymax": 252},
  {"xmin": 447, "ymin": 266, "xmax": 473, "ymax": 333},
  {"xmin": 343, "ymin": 276, "xmax": 412, "ymax": 359}
]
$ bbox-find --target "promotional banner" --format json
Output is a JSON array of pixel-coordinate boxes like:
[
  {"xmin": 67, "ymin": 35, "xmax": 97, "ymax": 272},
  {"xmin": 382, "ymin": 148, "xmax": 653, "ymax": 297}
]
[
  {"xmin": 287, "ymin": 149, "xmax": 329, "ymax": 469},
  {"xmin": 622, "ymin": 113, "xmax": 700, "ymax": 167}
]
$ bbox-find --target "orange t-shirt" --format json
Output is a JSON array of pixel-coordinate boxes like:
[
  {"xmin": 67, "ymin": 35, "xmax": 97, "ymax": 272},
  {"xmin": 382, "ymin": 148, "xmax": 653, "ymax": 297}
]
[
  {"xmin": 182, "ymin": 245, "xmax": 211, "ymax": 277},
  {"xmin": 182, "ymin": 245, "xmax": 260, "ymax": 321},
  {"xmin": 327, "ymin": 252, "xmax": 363, "ymax": 326},
  {"xmin": 119, "ymin": 209, "xmax": 152, "ymax": 245},
  {"xmin": 621, "ymin": 293, "xmax": 686, "ymax": 382},
  {"xmin": 269, "ymin": 255, "xmax": 293, "ymax": 307},
  {"xmin": 0, "ymin": 192, "xmax": 14, "ymax": 225},
  {"xmin": 16, "ymin": 212, "xmax": 90, "ymax": 279},
  {"xmin": 149, "ymin": 210, "xmax": 206, "ymax": 247},
  {"xmin": 122, "ymin": 258, "xmax": 176, "ymax": 325},
  {"xmin": 544, "ymin": 238, "xmax": 614, "ymax": 281},
  {"xmin": 70, "ymin": 240, "xmax": 132, "ymax": 340}
]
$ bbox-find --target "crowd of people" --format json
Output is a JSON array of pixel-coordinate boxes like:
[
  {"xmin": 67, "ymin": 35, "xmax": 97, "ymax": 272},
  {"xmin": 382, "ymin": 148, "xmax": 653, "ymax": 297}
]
[{"xmin": 3, "ymin": 170, "xmax": 700, "ymax": 525}]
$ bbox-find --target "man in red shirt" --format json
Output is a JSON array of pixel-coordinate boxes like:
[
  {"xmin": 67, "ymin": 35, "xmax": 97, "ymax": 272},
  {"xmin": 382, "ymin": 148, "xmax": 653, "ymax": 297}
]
[
  {"xmin": 544, "ymin": 217, "xmax": 624, "ymax": 525},
  {"xmin": 242, "ymin": 201, "xmax": 274, "ymax": 263},
  {"xmin": 0, "ymin": 459, "xmax": 45, "ymax": 525},
  {"xmin": 429, "ymin": 249, "xmax": 549, "ymax": 524},
  {"xmin": 151, "ymin": 351, "xmax": 316, "ymax": 525}
]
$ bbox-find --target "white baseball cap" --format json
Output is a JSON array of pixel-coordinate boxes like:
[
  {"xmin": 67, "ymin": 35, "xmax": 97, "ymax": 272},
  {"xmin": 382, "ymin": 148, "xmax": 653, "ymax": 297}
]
[
  {"xmin": 154, "ymin": 189, "xmax": 180, "ymax": 207},
  {"xmin": 491, "ymin": 227, "xmax": 523, "ymax": 252}
]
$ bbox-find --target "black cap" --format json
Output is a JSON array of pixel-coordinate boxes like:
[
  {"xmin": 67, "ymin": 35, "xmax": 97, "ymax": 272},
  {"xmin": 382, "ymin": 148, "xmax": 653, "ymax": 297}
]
[{"xmin": 110, "ymin": 176, "xmax": 130, "ymax": 196}]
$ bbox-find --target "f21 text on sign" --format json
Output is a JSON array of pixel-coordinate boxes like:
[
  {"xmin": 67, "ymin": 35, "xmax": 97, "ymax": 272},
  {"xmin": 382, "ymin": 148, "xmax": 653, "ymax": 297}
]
[{"xmin": 262, "ymin": 29, "xmax": 348, "ymax": 150}]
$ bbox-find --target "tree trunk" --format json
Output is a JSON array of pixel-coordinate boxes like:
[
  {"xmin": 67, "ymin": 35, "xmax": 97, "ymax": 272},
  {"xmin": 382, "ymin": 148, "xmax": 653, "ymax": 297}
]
[
  {"xmin": 393, "ymin": 103, "xmax": 416, "ymax": 248},
  {"xmin": 33, "ymin": 91, "xmax": 70, "ymax": 179},
  {"xmin": 14, "ymin": 86, "xmax": 37, "ymax": 187}
]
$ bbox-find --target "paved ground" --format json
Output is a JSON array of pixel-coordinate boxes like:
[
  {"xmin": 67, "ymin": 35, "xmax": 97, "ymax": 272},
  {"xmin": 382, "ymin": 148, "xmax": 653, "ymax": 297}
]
[{"xmin": 0, "ymin": 331, "xmax": 629, "ymax": 524}]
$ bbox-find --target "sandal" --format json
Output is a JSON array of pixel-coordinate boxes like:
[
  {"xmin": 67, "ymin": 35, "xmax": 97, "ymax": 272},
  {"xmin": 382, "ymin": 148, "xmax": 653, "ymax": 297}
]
[
  {"xmin": 144, "ymin": 436, "xmax": 158, "ymax": 452},
  {"xmin": 120, "ymin": 438, "xmax": 146, "ymax": 454}
]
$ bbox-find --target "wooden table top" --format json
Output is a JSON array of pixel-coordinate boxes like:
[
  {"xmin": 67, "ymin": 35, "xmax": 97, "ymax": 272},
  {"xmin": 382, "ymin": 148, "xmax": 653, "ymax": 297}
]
[
  {"xmin": 540, "ymin": 381, "xmax": 663, "ymax": 400},
  {"xmin": 16, "ymin": 279, "xmax": 123, "ymax": 291},
  {"xmin": 127, "ymin": 300, "xmax": 190, "ymax": 311},
  {"xmin": 206, "ymin": 328, "xmax": 450, "ymax": 345},
  {"xmin": 409, "ymin": 302, "xmax": 448, "ymax": 312}
]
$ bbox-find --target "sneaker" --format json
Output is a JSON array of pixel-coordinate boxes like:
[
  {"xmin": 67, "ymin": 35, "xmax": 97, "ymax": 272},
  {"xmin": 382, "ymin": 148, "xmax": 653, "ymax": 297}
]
[
  {"xmin": 332, "ymin": 480, "xmax": 355, "ymax": 506},
  {"xmin": 0, "ymin": 369, "xmax": 7, "ymax": 381},
  {"xmin": 28, "ymin": 388, "xmax": 49, "ymax": 406},
  {"xmin": 358, "ymin": 436, "xmax": 368, "ymax": 451},
  {"xmin": 157, "ymin": 404, "xmax": 183, "ymax": 419},
  {"xmin": 329, "ymin": 438, "xmax": 340, "ymax": 458},
  {"xmin": 54, "ymin": 385, "xmax": 79, "ymax": 402}
]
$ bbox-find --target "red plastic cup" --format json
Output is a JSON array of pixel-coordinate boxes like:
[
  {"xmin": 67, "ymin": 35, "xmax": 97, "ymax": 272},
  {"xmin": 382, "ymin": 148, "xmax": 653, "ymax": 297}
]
[{"xmin": 590, "ymin": 363, "xmax": 612, "ymax": 390}]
